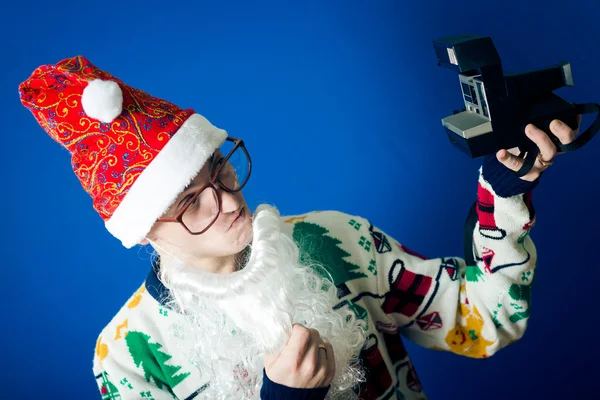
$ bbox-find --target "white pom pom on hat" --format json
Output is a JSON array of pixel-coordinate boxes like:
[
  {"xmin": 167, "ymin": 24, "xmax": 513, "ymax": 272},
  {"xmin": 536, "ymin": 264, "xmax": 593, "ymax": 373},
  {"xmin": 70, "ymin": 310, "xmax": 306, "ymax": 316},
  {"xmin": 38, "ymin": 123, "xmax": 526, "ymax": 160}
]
[{"xmin": 81, "ymin": 79, "xmax": 123, "ymax": 123}]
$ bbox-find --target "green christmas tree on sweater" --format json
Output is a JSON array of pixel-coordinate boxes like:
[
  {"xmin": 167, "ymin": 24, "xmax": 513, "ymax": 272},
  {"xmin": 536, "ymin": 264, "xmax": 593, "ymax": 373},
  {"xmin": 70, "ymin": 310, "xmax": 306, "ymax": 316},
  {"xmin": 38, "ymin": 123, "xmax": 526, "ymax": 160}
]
[
  {"xmin": 293, "ymin": 221, "xmax": 368, "ymax": 296},
  {"xmin": 98, "ymin": 371, "xmax": 121, "ymax": 400},
  {"xmin": 125, "ymin": 331, "xmax": 191, "ymax": 396}
]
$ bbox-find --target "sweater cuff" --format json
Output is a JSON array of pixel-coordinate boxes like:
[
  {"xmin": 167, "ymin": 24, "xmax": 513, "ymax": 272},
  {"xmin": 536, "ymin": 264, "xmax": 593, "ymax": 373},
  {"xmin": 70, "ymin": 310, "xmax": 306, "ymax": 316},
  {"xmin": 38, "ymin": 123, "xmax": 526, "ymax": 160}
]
[
  {"xmin": 260, "ymin": 368, "xmax": 331, "ymax": 400},
  {"xmin": 481, "ymin": 154, "xmax": 540, "ymax": 198}
]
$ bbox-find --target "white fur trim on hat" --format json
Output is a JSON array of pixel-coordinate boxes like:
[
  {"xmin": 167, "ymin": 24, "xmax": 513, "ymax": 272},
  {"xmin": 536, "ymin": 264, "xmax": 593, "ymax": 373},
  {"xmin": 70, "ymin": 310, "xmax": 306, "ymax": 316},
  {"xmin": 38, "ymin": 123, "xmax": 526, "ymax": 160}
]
[
  {"xmin": 105, "ymin": 113, "xmax": 228, "ymax": 248},
  {"xmin": 81, "ymin": 79, "xmax": 123, "ymax": 123}
]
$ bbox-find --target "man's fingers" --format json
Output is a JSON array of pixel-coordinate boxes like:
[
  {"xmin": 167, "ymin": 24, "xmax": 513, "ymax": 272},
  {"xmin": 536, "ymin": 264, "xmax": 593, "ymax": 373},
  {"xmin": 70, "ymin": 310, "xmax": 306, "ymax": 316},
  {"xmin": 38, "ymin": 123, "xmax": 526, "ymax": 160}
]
[
  {"xmin": 526, "ymin": 124, "xmax": 557, "ymax": 161},
  {"xmin": 549, "ymin": 119, "xmax": 576, "ymax": 145},
  {"xmin": 497, "ymin": 149, "xmax": 525, "ymax": 172},
  {"xmin": 324, "ymin": 341, "xmax": 335, "ymax": 382}
]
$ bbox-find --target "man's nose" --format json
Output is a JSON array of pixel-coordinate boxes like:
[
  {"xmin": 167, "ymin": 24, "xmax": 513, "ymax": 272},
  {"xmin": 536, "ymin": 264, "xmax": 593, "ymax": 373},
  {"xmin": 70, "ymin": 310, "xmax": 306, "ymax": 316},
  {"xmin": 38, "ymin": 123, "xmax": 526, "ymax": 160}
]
[{"xmin": 218, "ymin": 185, "xmax": 241, "ymax": 214}]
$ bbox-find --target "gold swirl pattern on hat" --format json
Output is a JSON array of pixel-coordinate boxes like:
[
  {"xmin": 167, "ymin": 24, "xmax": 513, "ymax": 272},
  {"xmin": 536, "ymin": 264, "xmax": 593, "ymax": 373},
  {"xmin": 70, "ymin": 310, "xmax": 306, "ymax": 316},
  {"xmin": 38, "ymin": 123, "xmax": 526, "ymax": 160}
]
[{"xmin": 19, "ymin": 56, "xmax": 194, "ymax": 221}]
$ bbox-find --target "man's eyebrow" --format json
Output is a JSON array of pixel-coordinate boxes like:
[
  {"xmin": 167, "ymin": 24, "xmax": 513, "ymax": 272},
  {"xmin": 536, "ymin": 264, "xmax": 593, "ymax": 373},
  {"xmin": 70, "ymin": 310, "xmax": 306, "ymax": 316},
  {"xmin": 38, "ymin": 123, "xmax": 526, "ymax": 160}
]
[
  {"xmin": 177, "ymin": 154, "xmax": 217, "ymax": 202},
  {"xmin": 182, "ymin": 181, "xmax": 196, "ymax": 193},
  {"xmin": 179, "ymin": 182, "xmax": 199, "ymax": 199}
]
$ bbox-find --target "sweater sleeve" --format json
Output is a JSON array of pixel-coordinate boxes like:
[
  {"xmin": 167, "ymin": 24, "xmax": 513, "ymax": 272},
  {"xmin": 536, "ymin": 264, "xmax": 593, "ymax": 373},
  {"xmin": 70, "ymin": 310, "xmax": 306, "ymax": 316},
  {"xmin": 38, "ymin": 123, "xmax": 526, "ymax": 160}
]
[
  {"xmin": 260, "ymin": 368, "xmax": 330, "ymax": 400},
  {"xmin": 369, "ymin": 154, "xmax": 539, "ymax": 358}
]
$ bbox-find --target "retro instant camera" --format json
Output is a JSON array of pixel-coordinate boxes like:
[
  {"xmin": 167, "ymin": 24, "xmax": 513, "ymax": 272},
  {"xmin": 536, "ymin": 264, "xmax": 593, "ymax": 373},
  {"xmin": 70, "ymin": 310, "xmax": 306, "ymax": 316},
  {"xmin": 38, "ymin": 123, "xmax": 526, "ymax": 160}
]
[{"xmin": 433, "ymin": 34, "xmax": 599, "ymax": 177}]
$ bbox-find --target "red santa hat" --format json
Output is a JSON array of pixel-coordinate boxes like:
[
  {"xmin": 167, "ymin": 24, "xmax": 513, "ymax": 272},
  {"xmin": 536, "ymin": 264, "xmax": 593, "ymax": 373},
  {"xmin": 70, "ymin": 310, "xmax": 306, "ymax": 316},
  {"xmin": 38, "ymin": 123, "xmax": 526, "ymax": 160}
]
[{"xmin": 19, "ymin": 56, "xmax": 227, "ymax": 248}]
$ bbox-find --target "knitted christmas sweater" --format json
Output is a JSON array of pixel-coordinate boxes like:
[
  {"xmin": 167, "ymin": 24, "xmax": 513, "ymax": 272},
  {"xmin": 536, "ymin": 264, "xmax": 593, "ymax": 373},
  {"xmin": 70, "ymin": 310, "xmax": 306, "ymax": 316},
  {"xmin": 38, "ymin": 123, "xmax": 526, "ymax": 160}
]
[{"xmin": 92, "ymin": 155, "xmax": 539, "ymax": 399}]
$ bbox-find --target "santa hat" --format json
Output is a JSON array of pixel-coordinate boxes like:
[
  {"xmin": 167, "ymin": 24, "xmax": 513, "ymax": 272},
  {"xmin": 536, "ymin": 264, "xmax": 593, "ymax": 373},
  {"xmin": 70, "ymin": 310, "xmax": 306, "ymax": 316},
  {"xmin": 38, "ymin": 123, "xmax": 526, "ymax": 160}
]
[{"xmin": 19, "ymin": 56, "xmax": 227, "ymax": 248}]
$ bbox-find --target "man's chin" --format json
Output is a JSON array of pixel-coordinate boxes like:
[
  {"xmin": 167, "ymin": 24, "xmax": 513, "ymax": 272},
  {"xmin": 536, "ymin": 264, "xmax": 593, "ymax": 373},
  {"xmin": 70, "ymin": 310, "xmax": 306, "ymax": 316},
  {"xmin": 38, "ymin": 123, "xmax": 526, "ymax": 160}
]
[{"xmin": 233, "ymin": 223, "xmax": 254, "ymax": 261}]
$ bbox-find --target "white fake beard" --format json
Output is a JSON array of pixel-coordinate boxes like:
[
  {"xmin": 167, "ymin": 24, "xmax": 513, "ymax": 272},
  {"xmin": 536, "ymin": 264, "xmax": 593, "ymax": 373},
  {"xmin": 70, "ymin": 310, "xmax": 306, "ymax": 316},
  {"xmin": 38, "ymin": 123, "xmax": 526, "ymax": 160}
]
[{"xmin": 154, "ymin": 204, "xmax": 368, "ymax": 399}]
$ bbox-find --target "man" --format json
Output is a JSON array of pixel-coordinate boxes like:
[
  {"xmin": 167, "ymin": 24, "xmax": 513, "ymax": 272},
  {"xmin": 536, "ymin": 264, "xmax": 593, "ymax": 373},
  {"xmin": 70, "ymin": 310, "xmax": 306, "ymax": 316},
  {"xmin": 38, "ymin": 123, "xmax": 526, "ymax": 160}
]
[{"xmin": 19, "ymin": 56, "xmax": 577, "ymax": 399}]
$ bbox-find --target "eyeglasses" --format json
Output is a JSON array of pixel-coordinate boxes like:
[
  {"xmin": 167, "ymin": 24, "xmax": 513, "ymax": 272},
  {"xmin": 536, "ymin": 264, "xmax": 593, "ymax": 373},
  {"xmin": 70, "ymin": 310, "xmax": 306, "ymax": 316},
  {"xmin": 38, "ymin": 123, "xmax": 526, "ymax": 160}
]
[{"xmin": 156, "ymin": 137, "xmax": 252, "ymax": 234}]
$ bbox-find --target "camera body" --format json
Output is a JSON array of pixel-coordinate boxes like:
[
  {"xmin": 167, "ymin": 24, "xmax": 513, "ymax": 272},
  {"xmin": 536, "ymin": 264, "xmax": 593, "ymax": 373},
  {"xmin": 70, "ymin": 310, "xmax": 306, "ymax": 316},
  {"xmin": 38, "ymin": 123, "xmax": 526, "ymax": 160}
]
[{"xmin": 433, "ymin": 34, "xmax": 580, "ymax": 158}]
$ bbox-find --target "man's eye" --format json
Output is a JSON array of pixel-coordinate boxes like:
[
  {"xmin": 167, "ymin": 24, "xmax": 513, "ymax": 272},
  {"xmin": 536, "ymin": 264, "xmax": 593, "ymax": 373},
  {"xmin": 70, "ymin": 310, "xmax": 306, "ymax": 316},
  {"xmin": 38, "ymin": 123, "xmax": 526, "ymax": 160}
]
[
  {"xmin": 213, "ymin": 157, "xmax": 225, "ymax": 170},
  {"xmin": 178, "ymin": 194, "xmax": 194, "ymax": 210}
]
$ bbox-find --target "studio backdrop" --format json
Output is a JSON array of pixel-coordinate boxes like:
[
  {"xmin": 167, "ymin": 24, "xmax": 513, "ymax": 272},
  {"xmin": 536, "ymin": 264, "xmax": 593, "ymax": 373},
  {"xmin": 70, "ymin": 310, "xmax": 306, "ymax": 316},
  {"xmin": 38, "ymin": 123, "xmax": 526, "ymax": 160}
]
[{"xmin": 1, "ymin": 0, "xmax": 598, "ymax": 398}]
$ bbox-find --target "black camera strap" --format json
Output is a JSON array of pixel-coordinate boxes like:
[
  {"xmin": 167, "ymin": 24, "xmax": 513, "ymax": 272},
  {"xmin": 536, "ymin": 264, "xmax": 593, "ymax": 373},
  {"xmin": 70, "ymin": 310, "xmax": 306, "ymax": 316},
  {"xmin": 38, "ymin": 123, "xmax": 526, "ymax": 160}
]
[
  {"xmin": 513, "ymin": 102, "xmax": 600, "ymax": 178},
  {"xmin": 464, "ymin": 102, "xmax": 600, "ymax": 267},
  {"xmin": 556, "ymin": 103, "xmax": 600, "ymax": 151},
  {"xmin": 463, "ymin": 201, "xmax": 479, "ymax": 268}
]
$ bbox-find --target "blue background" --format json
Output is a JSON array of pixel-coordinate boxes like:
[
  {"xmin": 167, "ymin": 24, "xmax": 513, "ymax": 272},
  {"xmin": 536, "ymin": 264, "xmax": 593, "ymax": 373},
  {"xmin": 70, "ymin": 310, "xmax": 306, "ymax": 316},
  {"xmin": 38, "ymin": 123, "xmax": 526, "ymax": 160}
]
[{"xmin": 2, "ymin": 0, "xmax": 599, "ymax": 398}]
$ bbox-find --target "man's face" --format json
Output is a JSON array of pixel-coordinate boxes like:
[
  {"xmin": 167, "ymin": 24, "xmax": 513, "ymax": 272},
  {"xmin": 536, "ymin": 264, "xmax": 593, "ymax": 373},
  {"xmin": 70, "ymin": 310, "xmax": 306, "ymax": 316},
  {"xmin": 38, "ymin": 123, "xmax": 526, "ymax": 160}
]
[
  {"xmin": 148, "ymin": 151, "xmax": 253, "ymax": 269},
  {"xmin": 155, "ymin": 204, "xmax": 368, "ymax": 399}
]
